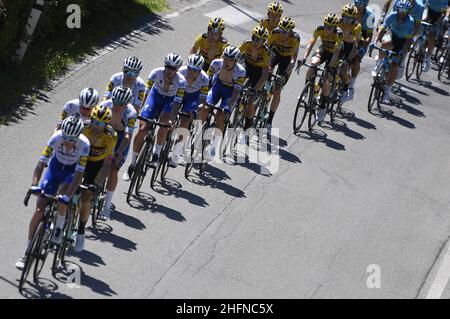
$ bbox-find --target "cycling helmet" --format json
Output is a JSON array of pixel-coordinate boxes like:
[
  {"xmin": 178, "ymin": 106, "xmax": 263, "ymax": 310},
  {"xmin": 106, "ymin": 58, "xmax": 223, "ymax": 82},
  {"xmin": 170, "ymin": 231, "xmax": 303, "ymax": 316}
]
[
  {"xmin": 267, "ymin": 2, "xmax": 283, "ymax": 15},
  {"xmin": 112, "ymin": 85, "xmax": 132, "ymax": 105},
  {"xmin": 123, "ymin": 56, "xmax": 143, "ymax": 72},
  {"xmin": 342, "ymin": 4, "xmax": 358, "ymax": 18},
  {"xmin": 223, "ymin": 46, "xmax": 240, "ymax": 60},
  {"xmin": 252, "ymin": 25, "xmax": 270, "ymax": 40},
  {"xmin": 187, "ymin": 54, "xmax": 204, "ymax": 70},
  {"xmin": 324, "ymin": 13, "xmax": 341, "ymax": 27},
  {"xmin": 278, "ymin": 17, "xmax": 295, "ymax": 31},
  {"xmin": 396, "ymin": 0, "xmax": 412, "ymax": 11},
  {"xmin": 208, "ymin": 17, "xmax": 225, "ymax": 33},
  {"xmin": 354, "ymin": 0, "xmax": 369, "ymax": 6},
  {"xmin": 164, "ymin": 52, "xmax": 182, "ymax": 68},
  {"xmin": 79, "ymin": 88, "xmax": 99, "ymax": 107},
  {"xmin": 61, "ymin": 115, "xmax": 84, "ymax": 139},
  {"xmin": 91, "ymin": 105, "xmax": 112, "ymax": 123}
]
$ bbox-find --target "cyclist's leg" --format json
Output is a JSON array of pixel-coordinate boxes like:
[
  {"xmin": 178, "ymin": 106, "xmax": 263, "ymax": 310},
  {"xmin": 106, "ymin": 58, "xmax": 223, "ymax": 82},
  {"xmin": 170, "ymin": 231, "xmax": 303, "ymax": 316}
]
[
  {"xmin": 268, "ymin": 54, "xmax": 291, "ymax": 126},
  {"xmin": 426, "ymin": 8, "xmax": 444, "ymax": 64},
  {"xmin": 174, "ymin": 93, "xmax": 199, "ymax": 160},
  {"xmin": 307, "ymin": 48, "xmax": 323, "ymax": 81},
  {"xmin": 244, "ymin": 64, "xmax": 262, "ymax": 130},
  {"xmin": 152, "ymin": 95, "xmax": 177, "ymax": 162}
]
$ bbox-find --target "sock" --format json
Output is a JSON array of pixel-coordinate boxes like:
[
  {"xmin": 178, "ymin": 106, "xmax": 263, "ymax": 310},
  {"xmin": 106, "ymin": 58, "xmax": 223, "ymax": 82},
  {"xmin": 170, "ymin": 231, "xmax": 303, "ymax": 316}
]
[
  {"xmin": 55, "ymin": 214, "xmax": 65, "ymax": 229},
  {"xmin": 268, "ymin": 111, "xmax": 275, "ymax": 124},
  {"xmin": 244, "ymin": 117, "xmax": 252, "ymax": 130},
  {"xmin": 349, "ymin": 77, "xmax": 356, "ymax": 89},
  {"xmin": 153, "ymin": 144, "xmax": 162, "ymax": 156},
  {"xmin": 173, "ymin": 141, "xmax": 184, "ymax": 158},
  {"xmin": 212, "ymin": 134, "xmax": 220, "ymax": 150},
  {"xmin": 78, "ymin": 219, "xmax": 86, "ymax": 235},
  {"xmin": 131, "ymin": 152, "xmax": 138, "ymax": 165},
  {"xmin": 104, "ymin": 190, "xmax": 114, "ymax": 211},
  {"xmin": 343, "ymin": 83, "xmax": 350, "ymax": 91}
]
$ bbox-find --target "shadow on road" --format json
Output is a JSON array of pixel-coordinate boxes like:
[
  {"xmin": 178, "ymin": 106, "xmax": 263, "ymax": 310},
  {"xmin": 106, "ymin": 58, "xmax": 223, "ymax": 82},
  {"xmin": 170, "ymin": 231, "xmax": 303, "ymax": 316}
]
[
  {"xmin": 328, "ymin": 119, "xmax": 366, "ymax": 141},
  {"xmin": 86, "ymin": 224, "xmax": 138, "ymax": 252},
  {"xmin": 295, "ymin": 129, "xmax": 346, "ymax": 151},
  {"xmin": 338, "ymin": 108, "xmax": 377, "ymax": 130},
  {"xmin": 128, "ymin": 191, "xmax": 187, "ymax": 222},
  {"xmin": 69, "ymin": 249, "xmax": 106, "ymax": 268},
  {"xmin": 371, "ymin": 106, "xmax": 417, "ymax": 129},
  {"xmin": 157, "ymin": 177, "xmax": 210, "ymax": 207},
  {"xmin": 110, "ymin": 208, "xmax": 146, "ymax": 231}
]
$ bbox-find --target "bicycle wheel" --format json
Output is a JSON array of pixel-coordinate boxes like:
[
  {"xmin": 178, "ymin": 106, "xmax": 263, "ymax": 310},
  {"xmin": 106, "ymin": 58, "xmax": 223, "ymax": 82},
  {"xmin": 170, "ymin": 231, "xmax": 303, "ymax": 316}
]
[
  {"xmin": 254, "ymin": 92, "xmax": 268, "ymax": 129},
  {"xmin": 368, "ymin": 73, "xmax": 382, "ymax": 112},
  {"xmin": 406, "ymin": 40, "xmax": 419, "ymax": 81},
  {"xmin": 33, "ymin": 221, "xmax": 52, "ymax": 280},
  {"xmin": 19, "ymin": 220, "xmax": 44, "ymax": 292},
  {"xmin": 184, "ymin": 130, "xmax": 196, "ymax": 179},
  {"xmin": 126, "ymin": 137, "xmax": 150, "ymax": 202},
  {"xmin": 293, "ymin": 82, "xmax": 312, "ymax": 133},
  {"xmin": 51, "ymin": 206, "xmax": 73, "ymax": 275},
  {"xmin": 434, "ymin": 37, "xmax": 448, "ymax": 62},
  {"xmin": 438, "ymin": 49, "xmax": 450, "ymax": 81},
  {"xmin": 160, "ymin": 135, "xmax": 174, "ymax": 182}
]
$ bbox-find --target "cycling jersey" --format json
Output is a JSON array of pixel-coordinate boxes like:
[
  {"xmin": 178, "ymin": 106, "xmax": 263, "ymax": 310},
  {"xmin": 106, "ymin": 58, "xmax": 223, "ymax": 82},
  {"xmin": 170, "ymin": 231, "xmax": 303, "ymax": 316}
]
[
  {"xmin": 382, "ymin": 11, "xmax": 415, "ymax": 38},
  {"xmin": 359, "ymin": 6, "xmax": 376, "ymax": 34},
  {"xmin": 144, "ymin": 67, "xmax": 185, "ymax": 104},
  {"xmin": 311, "ymin": 26, "xmax": 344, "ymax": 53},
  {"xmin": 60, "ymin": 99, "xmax": 90, "ymax": 122},
  {"xmin": 339, "ymin": 21, "xmax": 363, "ymax": 42},
  {"xmin": 427, "ymin": 0, "xmax": 449, "ymax": 12},
  {"xmin": 192, "ymin": 33, "xmax": 230, "ymax": 67},
  {"xmin": 239, "ymin": 40, "xmax": 271, "ymax": 68},
  {"xmin": 259, "ymin": 18, "xmax": 280, "ymax": 33},
  {"xmin": 40, "ymin": 130, "xmax": 90, "ymax": 173},
  {"xmin": 268, "ymin": 28, "xmax": 301, "ymax": 57},
  {"xmin": 82, "ymin": 125, "xmax": 118, "ymax": 162},
  {"xmin": 207, "ymin": 59, "xmax": 246, "ymax": 90},
  {"xmin": 99, "ymin": 99, "xmax": 137, "ymax": 134},
  {"xmin": 104, "ymin": 72, "xmax": 146, "ymax": 107},
  {"xmin": 178, "ymin": 66, "xmax": 209, "ymax": 99}
]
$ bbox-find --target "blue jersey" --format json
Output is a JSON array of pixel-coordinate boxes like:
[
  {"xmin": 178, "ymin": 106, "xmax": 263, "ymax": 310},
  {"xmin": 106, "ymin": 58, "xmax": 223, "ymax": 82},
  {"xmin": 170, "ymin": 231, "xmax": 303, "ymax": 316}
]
[
  {"xmin": 361, "ymin": 6, "xmax": 376, "ymax": 31},
  {"xmin": 427, "ymin": 0, "xmax": 448, "ymax": 13},
  {"xmin": 394, "ymin": 0, "xmax": 425, "ymax": 22},
  {"xmin": 382, "ymin": 12, "xmax": 415, "ymax": 38}
]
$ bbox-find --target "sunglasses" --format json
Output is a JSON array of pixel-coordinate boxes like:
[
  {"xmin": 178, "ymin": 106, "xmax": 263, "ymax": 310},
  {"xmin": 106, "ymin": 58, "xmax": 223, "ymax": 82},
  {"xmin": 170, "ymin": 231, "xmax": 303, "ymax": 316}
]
[
  {"xmin": 91, "ymin": 119, "xmax": 107, "ymax": 127},
  {"xmin": 112, "ymin": 99, "xmax": 127, "ymax": 106},
  {"xmin": 165, "ymin": 65, "xmax": 178, "ymax": 71},
  {"xmin": 397, "ymin": 8, "xmax": 409, "ymax": 15},
  {"xmin": 342, "ymin": 16, "xmax": 355, "ymax": 23},
  {"xmin": 252, "ymin": 36, "xmax": 265, "ymax": 43},
  {"xmin": 208, "ymin": 28, "xmax": 221, "ymax": 35},
  {"xmin": 62, "ymin": 135, "xmax": 78, "ymax": 142},
  {"xmin": 124, "ymin": 70, "xmax": 139, "ymax": 77},
  {"xmin": 187, "ymin": 66, "xmax": 201, "ymax": 72},
  {"xmin": 324, "ymin": 26, "xmax": 334, "ymax": 31},
  {"xmin": 80, "ymin": 106, "xmax": 93, "ymax": 111}
]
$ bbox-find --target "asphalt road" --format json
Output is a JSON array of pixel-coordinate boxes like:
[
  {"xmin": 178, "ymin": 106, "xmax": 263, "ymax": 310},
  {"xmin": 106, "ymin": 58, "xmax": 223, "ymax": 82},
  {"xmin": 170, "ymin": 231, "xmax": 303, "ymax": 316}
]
[{"xmin": 1, "ymin": 0, "xmax": 450, "ymax": 299}]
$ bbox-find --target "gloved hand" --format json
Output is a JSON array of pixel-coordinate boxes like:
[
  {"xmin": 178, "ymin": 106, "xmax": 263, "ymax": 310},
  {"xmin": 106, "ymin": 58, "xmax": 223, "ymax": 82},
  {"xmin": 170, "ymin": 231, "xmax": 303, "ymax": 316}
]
[{"xmin": 57, "ymin": 194, "xmax": 70, "ymax": 205}]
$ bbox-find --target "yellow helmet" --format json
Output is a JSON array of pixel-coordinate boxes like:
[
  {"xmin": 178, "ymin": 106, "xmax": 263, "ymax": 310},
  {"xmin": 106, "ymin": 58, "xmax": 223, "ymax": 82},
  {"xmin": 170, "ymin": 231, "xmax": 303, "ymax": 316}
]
[
  {"xmin": 267, "ymin": 2, "xmax": 283, "ymax": 15},
  {"xmin": 252, "ymin": 25, "xmax": 269, "ymax": 40},
  {"xmin": 278, "ymin": 17, "xmax": 295, "ymax": 31},
  {"xmin": 324, "ymin": 13, "xmax": 341, "ymax": 27},
  {"xmin": 91, "ymin": 105, "xmax": 112, "ymax": 123},
  {"xmin": 342, "ymin": 4, "xmax": 358, "ymax": 18},
  {"xmin": 208, "ymin": 17, "xmax": 225, "ymax": 33}
]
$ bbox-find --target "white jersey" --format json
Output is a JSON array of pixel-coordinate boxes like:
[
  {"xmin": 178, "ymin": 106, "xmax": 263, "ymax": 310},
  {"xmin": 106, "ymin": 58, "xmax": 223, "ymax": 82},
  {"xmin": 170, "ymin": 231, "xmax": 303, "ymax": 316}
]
[
  {"xmin": 40, "ymin": 130, "xmax": 90, "ymax": 173},
  {"xmin": 104, "ymin": 72, "xmax": 146, "ymax": 107},
  {"xmin": 60, "ymin": 99, "xmax": 90, "ymax": 122},
  {"xmin": 208, "ymin": 59, "xmax": 246, "ymax": 90},
  {"xmin": 145, "ymin": 67, "xmax": 186, "ymax": 104},
  {"xmin": 99, "ymin": 99, "xmax": 137, "ymax": 134},
  {"xmin": 178, "ymin": 66, "xmax": 210, "ymax": 99}
]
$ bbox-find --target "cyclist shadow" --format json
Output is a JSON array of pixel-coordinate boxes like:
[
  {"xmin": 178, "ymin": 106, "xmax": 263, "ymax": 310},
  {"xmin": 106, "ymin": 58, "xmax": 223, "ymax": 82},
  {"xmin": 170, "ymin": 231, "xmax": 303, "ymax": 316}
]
[
  {"xmin": 370, "ymin": 106, "xmax": 417, "ymax": 129},
  {"xmin": 54, "ymin": 261, "xmax": 117, "ymax": 297},
  {"xmin": 19, "ymin": 277, "xmax": 73, "ymax": 299},
  {"xmin": 406, "ymin": 78, "xmax": 449, "ymax": 96},
  {"xmin": 69, "ymin": 248, "xmax": 107, "ymax": 268},
  {"xmin": 337, "ymin": 108, "xmax": 377, "ymax": 130},
  {"xmin": 295, "ymin": 129, "xmax": 346, "ymax": 151},
  {"xmin": 325, "ymin": 120, "xmax": 366, "ymax": 141},
  {"xmin": 110, "ymin": 208, "xmax": 146, "ymax": 231},
  {"xmin": 128, "ymin": 191, "xmax": 187, "ymax": 222},
  {"xmin": 85, "ymin": 223, "xmax": 138, "ymax": 252},
  {"xmin": 155, "ymin": 177, "xmax": 210, "ymax": 207},
  {"xmin": 389, "ymin": 94, "xmax": 426, "ymax": 118}
]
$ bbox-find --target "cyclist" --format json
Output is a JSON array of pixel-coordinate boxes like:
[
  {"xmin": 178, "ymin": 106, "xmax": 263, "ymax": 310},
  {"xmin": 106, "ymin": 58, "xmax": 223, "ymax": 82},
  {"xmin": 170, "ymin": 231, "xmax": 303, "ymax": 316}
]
[
  {"xmin": 75, "ymin": 105, "xmax": 117, "ymax": 252},
  {"xmin": 423, "ymin": 0, "xmax": 450, "ymax": 71},
  {"xmin": 239, "ymin": 25, "xmax": 270, "ymax": 137},
  {"xmin": 259, "ymin": 2, "xmax": 284, "ymax": 33},
  {"xmin": 351, "ymin": 0, "xmax": 376, "ymax": 96},
  {"xmin": 198, "ymin": 46, "xmax": 246, "ymax": 161},
  {"xmin": 98, "ymin": 86, "xmax": 137, "ymax": 221},
  {"xmin": 298, "ymin": 13, "xmax": 343, "ymax": 123},
  {"xmin": 16, "ymin": 116, "xmax": 89, "ymax": 269},
  {"xmin": 171, "ymin": 54, "xmax": 209, "ymax": 167},
  {"xmin": 104, "ymin": 56, "xmax": 146, "ymax": 113},
  {"xmin": 371, "ymin": 0, "xmax": 415, "ymax": 104},
  {"xmin": 381, "ymin": 0, "xmax": 425, "ymax": 78},
  {"xmin": 56, "ymin": 88, "xmax": 99, "ymax": 129},
  {"xmin": 339, "ymin": 4, "xmax": 363, "ymax": 103},
  {"xmin": 190, "ymin": 17, "xmax": 230, "ymax": 72},
  {"xmin": 266, "ymin": 17, "xmax": 300, "ymax": 131},
  {"xmin": 126, "ymin": 53, "xmax": 185, "ymax": 178}
]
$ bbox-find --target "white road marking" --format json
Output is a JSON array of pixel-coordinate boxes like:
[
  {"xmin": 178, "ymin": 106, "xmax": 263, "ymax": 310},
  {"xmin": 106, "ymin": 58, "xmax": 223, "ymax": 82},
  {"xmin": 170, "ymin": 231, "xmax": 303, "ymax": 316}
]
[
  {"xmin": 426, "ymin": 244, "xmax": 450, "ymax": 299},
  {"xmin": 205, "ymin": 5, "xmax": 263, "ymax": 27}
]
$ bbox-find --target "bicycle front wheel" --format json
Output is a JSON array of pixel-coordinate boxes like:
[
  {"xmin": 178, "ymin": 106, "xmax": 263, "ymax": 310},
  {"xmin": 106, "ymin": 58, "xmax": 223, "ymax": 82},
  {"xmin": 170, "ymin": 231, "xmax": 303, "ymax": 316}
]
[
  {"xmin": 19, "ymin": 220, "xmax": 44, "ymax": 292},
  {"xmin": 293, "ymin": 82, "xmax": 312, "ymax": 133},
  {"xmin": 406, "ymin": 40, "xmax": 419, "ymax": 81}
]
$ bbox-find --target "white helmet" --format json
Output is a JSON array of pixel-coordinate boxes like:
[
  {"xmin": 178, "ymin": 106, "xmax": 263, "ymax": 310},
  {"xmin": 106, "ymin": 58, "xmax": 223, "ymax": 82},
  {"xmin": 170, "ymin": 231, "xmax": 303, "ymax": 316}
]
[
  {"xmin": 123, "ymin": 56, "xmax": 143, "ymax": 72},
  {"xmin": 61, "ymin": 115, "xmax": 84, "ymax": 139},
  {"xmin": 223, "ymin": 46, "xmax": 240, "ymax": 60},
  {"xmin": 187, "ymin": 54, "xmax": 205, "ymax": 70},
  {"xmin": 112, "ymin": 85, "xmax": 132, "ymax": 105},
  {"xmin": 79, "ymin": 88, "xmax": 99, "ymax": 107},
  {"xmin": 164, "ymin": 53, "xmax": 182, "ymax": 68}
]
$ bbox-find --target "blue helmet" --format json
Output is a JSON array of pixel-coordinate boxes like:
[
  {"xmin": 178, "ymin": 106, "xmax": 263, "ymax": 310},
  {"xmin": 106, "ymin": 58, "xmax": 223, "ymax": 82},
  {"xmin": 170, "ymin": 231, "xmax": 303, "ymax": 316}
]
[
  {"xmin": 396, "ymin": 0, "xmax": 412, "ymax": 11},
  {"xmin": 354, "ymin": 0, "xmax": 369, "ymax": 6}
]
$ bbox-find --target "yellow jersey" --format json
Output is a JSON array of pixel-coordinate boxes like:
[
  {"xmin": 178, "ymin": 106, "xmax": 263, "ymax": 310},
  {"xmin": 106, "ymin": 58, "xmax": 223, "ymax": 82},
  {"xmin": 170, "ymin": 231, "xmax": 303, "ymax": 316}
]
[
  {"xmin": 311, "ymin": 26, "xmax": 344, "ymax": 53},
  {"xmin": 259, "ymin": 18, "xmax": 280, "ymax": 33},
  {"xmin": 267, "ymin": 29, "xmax": 301, "ymax": 57},
  {"xmin": 192, "ymin": 33, "xmax": 230, "ymax": 67},
  {"xmin": 339, "ymin": 21, "xmax": 363, "ymax": 43},
  {"xmin": 239, "ymin": 40, "xmax": 270, "ymax": 68},
  {"xmin": 82, "ymin": 125, "xmax": 118, "ymax": 162}
]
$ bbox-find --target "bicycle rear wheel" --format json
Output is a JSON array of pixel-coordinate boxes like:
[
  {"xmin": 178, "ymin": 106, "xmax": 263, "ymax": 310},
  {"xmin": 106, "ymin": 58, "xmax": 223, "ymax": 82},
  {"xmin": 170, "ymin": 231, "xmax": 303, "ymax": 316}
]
[
  {"xmin": 406, "ymin": 40, "xmax": 419, "ymax": 81},
  {"xmin": 19, "ymin": 220, "xmax": 44, "ymax": 292},
  {"xmin": 293, "ymin": 82, "xmax": 312, "ymax": 133},
  {"xmin": 33, "ymin": 222, "xmax": 52, "ymax": 280},
  {"xmin": 51, "ymin": 206, "xmax": 74, "ymax": 275},
  {"xmin": 368, "ymin": 77, "xmax": 381, "ymax": 112}
]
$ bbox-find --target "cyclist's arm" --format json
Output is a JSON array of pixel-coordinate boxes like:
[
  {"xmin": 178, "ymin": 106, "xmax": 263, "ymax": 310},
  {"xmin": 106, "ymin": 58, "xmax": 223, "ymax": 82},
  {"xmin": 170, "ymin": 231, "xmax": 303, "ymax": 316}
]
[
  {"xmin": 104, "ymin": 78, "xmax": 114, "ymax": 101},
  {"xmin": 34, "ymin": 142, "xmax": 54, "ymax": 186},
  {"xmin": 256, "ymin": 67, "xmax": 269, "ymax": 91},
  {"xmin": 285, "ymin": 51, "xmax": 299, "ymax": 75},
  {"xmin": 303, "ymin": 33, "xmax": 318, "ymax": 61},
  {"xmin": 170, "ymin": 87, "xmax": 185, "ymax": 121},
  {"xmin": 330, "ymin": 46, "xmax": 342, "ymax": 66},
  {"xmin": 31, "ymin": 161, "xmax": 46, "ymax": 187},
  {"xmin": 65, "ymin": 171, "xmax": 84, "ymax": 198},
  {"xmin": 95, "ymin": 157, "xmax": 112, "ymax": 185},
  {"xmin": 382, "ymin": 0, "xmax": 393, "ymax": 21}
]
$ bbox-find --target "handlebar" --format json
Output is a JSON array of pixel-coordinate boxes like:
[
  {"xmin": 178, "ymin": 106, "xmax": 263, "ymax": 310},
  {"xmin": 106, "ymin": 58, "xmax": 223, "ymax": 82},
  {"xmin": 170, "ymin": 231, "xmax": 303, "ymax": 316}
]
[
  {"xmin": 137, "ymin": 116, "xmax": 171, "ymax": 128},
  {"xmin": 368, "ymin": 45, "xmax": 399, "ymax": 58}
]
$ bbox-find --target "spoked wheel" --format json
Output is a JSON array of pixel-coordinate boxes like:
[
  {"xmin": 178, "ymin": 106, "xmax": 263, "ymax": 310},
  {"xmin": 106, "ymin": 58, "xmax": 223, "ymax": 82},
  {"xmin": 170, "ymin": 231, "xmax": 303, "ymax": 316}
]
[
  {"xmin": 127, "ymin": 138, "xmax": 151, "ymax": 202},
  {"xmin": 253, "ymin": 92, "xmax": 268, "ymax": 129},
  {"xmin": 434, "ymin": 37, "xmax": 448, "ymax": 63},
  {"xmin": 33, "ymin": 224, "xmax": 52, "ymax": 280},
  {"xmin": 19, "ymin": 220, "xmax": 44, "ymax": 292},
  {"xmin": 406, "ymin": 41, "xmax": 419, "ymax": 81},
  {"xmin": 368, "ymin": 72, "xmax": 383, "ymax": 113},
  {"xmin": 438, "ymin": 49, "xmax": 450, "ymax": 81},
  {"xmin": 293, "ymin": 81, "xmax": 313, "ymax": 133},
  {"xmin": 184, "ymin": 132, "xmax": 196, "ymax": 179},
  {"xmin": 51, "ymin": 209, "xmax": 73, "ymax": 276},
  {"xmin": 160, "ymin": 136, "xmax": 174, "ymax": 182}
]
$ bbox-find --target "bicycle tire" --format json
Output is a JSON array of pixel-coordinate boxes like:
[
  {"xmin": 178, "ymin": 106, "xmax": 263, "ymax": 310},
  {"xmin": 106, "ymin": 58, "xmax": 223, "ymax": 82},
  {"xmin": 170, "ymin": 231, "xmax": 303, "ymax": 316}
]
[
  {"xmin": 438, "ymin": 49, "xmax": 449, "ymax": 81},
  {"xmin": 184, "ymin": 131, "xmax": 196, "ymax": 179},
  {"xmin": 406, "ymin": 40, "xmax": 419, "ymax": 81},
  {"xmin": 368, "ymin": 70, "xmax": 383, "ymax": 112},
  {"xmin": 160, "ymin": 135, "xmax": 173, "ymax": 182},
  {"xmin": 19, "ymin": 220, "xmax": 43, "ymax": 292},
  {"xmin": 293, "ymin": 82, "xmax": 312, "ymax": 133},
  {"xmin": 51, "ymin": 205, "xmax": 74, "ymax": 275},
  {"xmin": 33, "ymin": 223, "xmax": 52, "ymax": 280}
]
